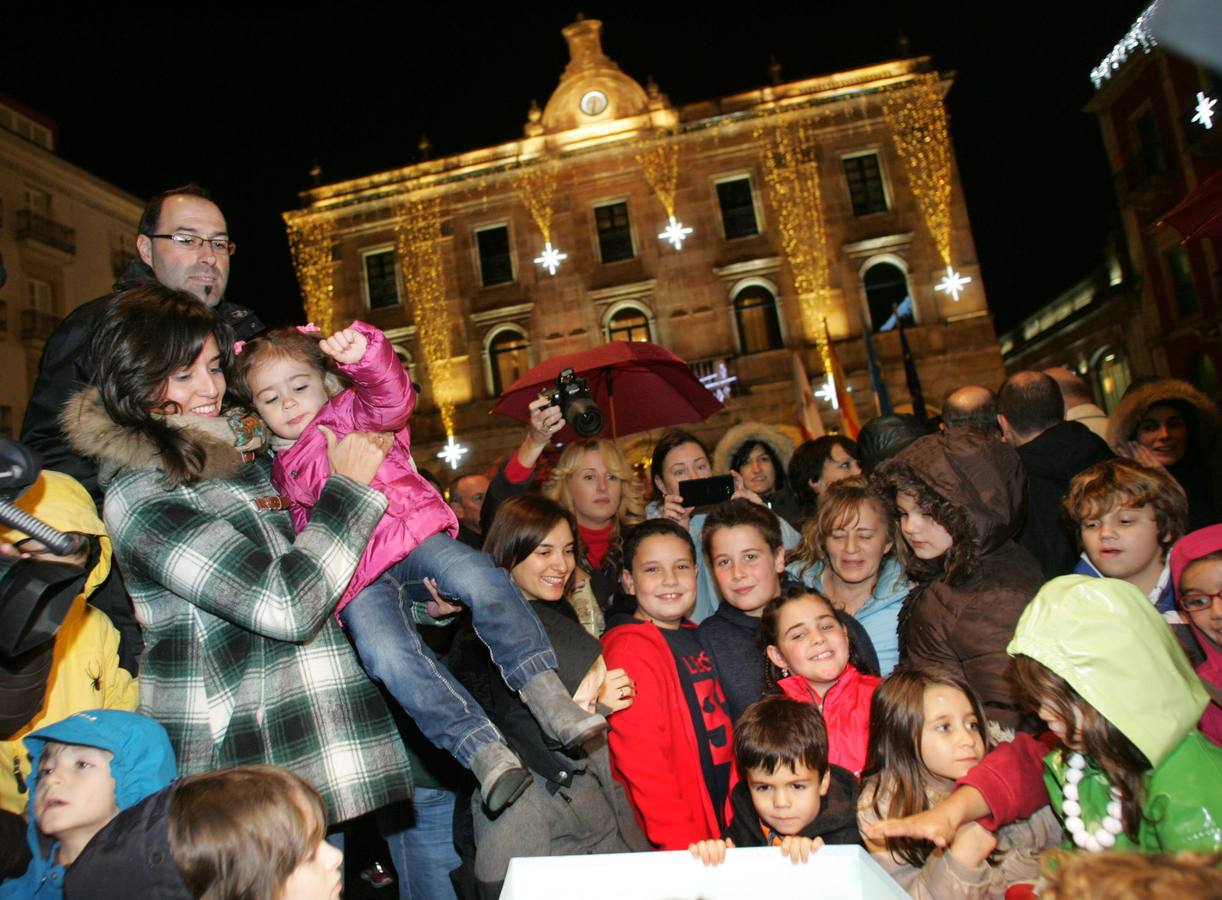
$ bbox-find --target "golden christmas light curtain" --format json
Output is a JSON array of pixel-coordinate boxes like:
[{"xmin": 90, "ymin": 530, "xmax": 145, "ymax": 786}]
[
  {"xmin": 513, "ymin": 160, "xmax": 559, "ymax": 242},
  {"xmin": 757, "ymin": 115, "xmax": 833, "ymax": 374},
  {"xmin": 395, "ymin": 194, "xmax": 456, "ymax": 436},
  {"xmin": 636, "ymin": 132, "xmax": 680, "ymax": 217},
  {"xmin": 284, "ymin": 214, "xmax": 336, "ymax": 333},
  {"xmin": 881, "ymin": 74, "xmax": 953, "ymax": 266}
]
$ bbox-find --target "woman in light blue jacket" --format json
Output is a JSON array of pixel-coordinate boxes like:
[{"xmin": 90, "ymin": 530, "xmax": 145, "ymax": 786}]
[{"xmin": 786, "ymin": 477, "xmax": 909, "ymax": 674}]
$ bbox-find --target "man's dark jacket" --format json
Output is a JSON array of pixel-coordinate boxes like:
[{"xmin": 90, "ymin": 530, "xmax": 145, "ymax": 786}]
[
  {"xmin": 20, "ymin": 258, "xmax": 263, "ymax": 504},
  {"xmin": 1016, "ymin": 420, "xmax": 1113, "ymax": 580}
]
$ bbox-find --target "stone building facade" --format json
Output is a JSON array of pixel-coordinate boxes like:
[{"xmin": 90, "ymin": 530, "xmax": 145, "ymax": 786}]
[
  {"xmin": 288, "ymin": 19, "xmax": 1004, "ymax": 477},
  {"xmin": 1082, "ymin": 4, "xmax": 1221, "ymax": 393},
  {"xmin": 0, "ymin": 94, "xmax": 143, "ymax": 436}
]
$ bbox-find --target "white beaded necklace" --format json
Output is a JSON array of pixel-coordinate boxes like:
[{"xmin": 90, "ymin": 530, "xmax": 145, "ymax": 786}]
[{"xmin": 1061, "ymin": 752, "xmax": 1124, "ymax": 852}]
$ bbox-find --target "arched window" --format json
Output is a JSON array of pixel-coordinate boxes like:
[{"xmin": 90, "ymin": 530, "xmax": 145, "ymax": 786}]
[
  {"xmin": 733, "ymin": 285, "xmax": 783, "ymax": 354},
  {"xmin": 487, "ymin": 328, "xmax": 531, "ymax": 397},
  {"xmin": 863, "ymin": 261, "xmax": 912, "ymax": 332},
  {"xmin": 606, "ymin": 306, "xmax": 651, "ymax": 343},
  {"xmin": 392, "ymin": 346, "xmax": 415, "ymax": 383}
]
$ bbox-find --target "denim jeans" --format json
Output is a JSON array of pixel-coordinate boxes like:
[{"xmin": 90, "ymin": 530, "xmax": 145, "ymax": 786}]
[
  {"xmin": 380, "ymin": 789, "xmax": 461, "ymax": 900},
  {"xmin": 340, "ymin": 532, "xmax": 557, "ymax": 767}
]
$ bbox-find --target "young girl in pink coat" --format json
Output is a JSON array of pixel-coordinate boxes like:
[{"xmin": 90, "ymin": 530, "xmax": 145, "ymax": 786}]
[{"xmin": 234, "ymin": 322, "xmax": 604, "ymax": 812}]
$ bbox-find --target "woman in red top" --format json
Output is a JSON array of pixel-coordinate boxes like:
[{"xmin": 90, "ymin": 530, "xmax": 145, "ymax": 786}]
[{"xmin": 760, "ymin": 584, "xmax": 881, "ymax": 778}]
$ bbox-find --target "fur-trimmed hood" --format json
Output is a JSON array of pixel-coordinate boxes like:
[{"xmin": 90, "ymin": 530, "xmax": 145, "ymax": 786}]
[
  {"xmin": 60, "ymin": 387, "xmax": 260, "ymax": 486},
  {"xmin": 712, "ymin": 421, "xmax": 796, "ymax": 475},
  {"xmin": 1108, "ymin": 378, "xmax": 1220, "ymax": 451}
]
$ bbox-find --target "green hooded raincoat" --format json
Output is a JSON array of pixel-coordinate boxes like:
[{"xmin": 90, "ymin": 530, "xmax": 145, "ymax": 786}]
[{"xmin": 1007, "ymin": 575, "xmax": 1222, "ymax": 853}]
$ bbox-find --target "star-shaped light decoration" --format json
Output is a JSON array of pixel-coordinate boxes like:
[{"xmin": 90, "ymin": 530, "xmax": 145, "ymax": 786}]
[
  {"xmin": 698, "ymin": 361, "xmax": 737, "ymax": 402},
  {"xmin": 1192, "ymin": 91, "xmax": 1217, "ymax": 130},
  {"xmin": 814, "ymin": 374, "xmax": 839, "ymax": 410},
  {"xmin": 934, "ymin": 265, "xmax": 973, "ymax": 302},
  {"xmin": 436, "ymin": 435, "xmax": 468, "ymax": 470},
  {"xmin": 658, "ymin": 216, "xmax": 694, "ymax": 250},
  {"xmin": 533, "ymin": 242, "xmax": 568, "ymax": 276}
]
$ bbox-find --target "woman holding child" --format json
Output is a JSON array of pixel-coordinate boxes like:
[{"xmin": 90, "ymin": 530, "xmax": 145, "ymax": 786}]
[{"xmin": 60, "ymin": 286, "xmax": 412, "ymax": 826}]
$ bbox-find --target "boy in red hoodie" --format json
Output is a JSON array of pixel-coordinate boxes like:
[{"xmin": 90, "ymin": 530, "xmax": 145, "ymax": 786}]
[{"xmin": 602, "ymin": 519, "xmax": 734, "ymax": 850}]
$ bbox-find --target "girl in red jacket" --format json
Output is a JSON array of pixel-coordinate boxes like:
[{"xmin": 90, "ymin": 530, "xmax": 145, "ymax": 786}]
[{"xmin": 760, "ymin": 585, "xmax": 881, "ymax": 778}]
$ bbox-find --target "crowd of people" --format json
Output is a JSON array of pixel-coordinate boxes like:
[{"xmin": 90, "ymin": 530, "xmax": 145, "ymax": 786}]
[{"xmin": 1, "ymin": 184, "xmax": 1221, "ymax": 899}]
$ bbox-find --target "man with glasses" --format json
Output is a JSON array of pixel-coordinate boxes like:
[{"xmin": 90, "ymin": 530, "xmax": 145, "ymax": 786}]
[
  {"xmin": 18, "ymin": 185, "xmax": 263, "ymax": 678},
  {"xmin": 21, "ymin": 184, "xmax": 263, "ymax": 505}
]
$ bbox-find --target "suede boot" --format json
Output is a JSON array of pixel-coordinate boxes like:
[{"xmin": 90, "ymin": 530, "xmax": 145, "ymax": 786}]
[
  {"xmin": 519, "ymin": 670, "xmax": 608, "ymax": 750},
  {"xmin": 470, "ymin": 742, "xmax": 532, "ymax": 813}
]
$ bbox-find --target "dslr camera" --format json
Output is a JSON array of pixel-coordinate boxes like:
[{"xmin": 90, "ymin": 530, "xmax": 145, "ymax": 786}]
[{"xmin": 546, "ymin": 368, "xmax": 604, "ymax": 437}]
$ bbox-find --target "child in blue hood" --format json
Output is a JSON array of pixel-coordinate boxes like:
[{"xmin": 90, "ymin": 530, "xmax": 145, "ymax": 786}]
[{"xmin": 0, "ymin": 710, "xmax": 176, "ymax": 899}]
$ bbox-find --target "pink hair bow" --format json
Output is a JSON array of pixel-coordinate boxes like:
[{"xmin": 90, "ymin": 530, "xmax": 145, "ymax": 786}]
[
  {"xmin": 233, "ymin": 340, "xmax": 247, "ymax": 355},
  {"xmin": 296, "ymin": 323, "xmax": 321, "ymax": 334}
]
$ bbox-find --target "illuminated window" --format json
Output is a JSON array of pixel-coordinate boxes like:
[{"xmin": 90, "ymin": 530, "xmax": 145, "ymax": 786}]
[
  {"xmin": 843, "ymin": 153, "xmax": 889, "ymax": 216},
  {"xmin": 607, "ymin": 307, "xmax": 650, "ymax": 342},
  {"xmin": 362, "ymin": 249, "xmax": 399, "ymax": 310},
  {"xmin": 476, "ymin": 225, "xmax": 514, "ymax": 287},
  {"xmin": 716, "ymin": 177, "xmax": 759, "ymax": 239},
  {"xmin": 595, "ymin": 202, "xmax": 634, "ymax": 263},
  {"xmin": 734, "ymin": 285, "xmax": 782, "ymax": 354},
  {"xmin": 488, "ymin": 329, "xmax": 530, "ymax": 396},
  {"xmin": 1094, "ymin": 348, "xmax": 1131, "ymax": 414}
]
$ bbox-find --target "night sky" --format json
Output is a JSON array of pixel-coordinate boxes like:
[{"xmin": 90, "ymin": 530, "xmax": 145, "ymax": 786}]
[{"xmin": 3, "ymin": 3, "xmax": 1147, "ymax": 334}]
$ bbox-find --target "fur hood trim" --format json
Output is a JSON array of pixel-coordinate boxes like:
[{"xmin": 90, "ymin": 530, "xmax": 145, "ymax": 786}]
[
  {"xmin": 712, "ymin": 421, "xmax": 796, "ymax": 475},
  {"xmin": 61, "ymin": 387, "xmax": 250, "ymax": 484},
  {"xmin": 1108, "ymin": 378, "xmax": 1220, "ymax": 450}
]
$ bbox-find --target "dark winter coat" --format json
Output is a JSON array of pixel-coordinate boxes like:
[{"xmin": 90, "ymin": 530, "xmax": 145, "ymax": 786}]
[
  {"xmin": 62, "ymin": 786, "xmax": 192, "ymax": 900},
  {"xmin": 879, "ymin": 431, "xmax": 1043, "ymax": 733},
  {"xmin": 1015, "ymin": 420, "xmax": 1113, "ymax": 579},
  {"xmin": 723, "ymin": 764, "xmax": 862, "ymax": 848},
  {"xmin": 20, "ymin": 258, "xmax": 263, "ymax": 507}
]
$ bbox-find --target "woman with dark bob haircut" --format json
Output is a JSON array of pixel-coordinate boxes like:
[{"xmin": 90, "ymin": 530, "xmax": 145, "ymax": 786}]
[
  {"xmin": 788, "ymin": 435, "xmax": 863, "ymax": 521},
  {"xmin": 59, "ymin": 285, "xmax": 412, "ymax": 829},
  {"xmin": 448, "ymin": 493, "xmax": 646, "ymax": 896}
]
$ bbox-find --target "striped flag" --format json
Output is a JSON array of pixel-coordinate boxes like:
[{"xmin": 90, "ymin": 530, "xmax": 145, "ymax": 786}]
[{"xmin": 792, "ymin": 350, "xmax": 825, "ymax": 441}]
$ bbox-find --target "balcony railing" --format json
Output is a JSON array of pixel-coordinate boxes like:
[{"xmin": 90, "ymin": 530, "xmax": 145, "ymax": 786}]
[
  {"xmin": 689, "ymin": 355, "xmax": 742, "ymax": 401},
  {"xmin": 16, "ymin": 209, "xmax": 76, "ymax": 255},
  {"xmin": 21, "ymin": 308, "xmax": 61, "ymax": 342}
]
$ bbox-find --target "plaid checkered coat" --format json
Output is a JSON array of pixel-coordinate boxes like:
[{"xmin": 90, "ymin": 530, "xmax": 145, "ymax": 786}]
[{"xmin": 63, "ymin": 388, "xmax": 412, "ymax": 824}]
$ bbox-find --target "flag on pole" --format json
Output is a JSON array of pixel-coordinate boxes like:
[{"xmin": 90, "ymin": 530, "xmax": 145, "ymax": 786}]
[
  {"xmin": 896, "ymin": 312, "xmax": 927, "ymax": 424},
  {"xmin": 862, "ymin": 327, "xmax": 893, "ymax": 416},
  {"xmin": 825, "ymin": 324, "xmax": 861, "ymax": 439},
  {"xmin": 792, "ymin": 349, "xmax": 825, "ymax": 441}
]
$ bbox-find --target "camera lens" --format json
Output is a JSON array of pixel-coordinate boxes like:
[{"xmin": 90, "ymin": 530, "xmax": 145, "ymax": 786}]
[{"xmin": 566, "ymin": 398, "xmax": 604, "ymax": 437}]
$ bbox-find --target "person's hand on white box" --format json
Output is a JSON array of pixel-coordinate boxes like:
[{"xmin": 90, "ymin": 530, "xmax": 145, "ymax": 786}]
[{"xmin": 688, "ymin": 838, "xmax": 733, "ymax": 866}]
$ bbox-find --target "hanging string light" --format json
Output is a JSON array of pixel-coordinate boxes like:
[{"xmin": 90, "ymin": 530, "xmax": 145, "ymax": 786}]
[
  {"xmin": 881, "ymin": 74, "xmax": 972, "ymax": 301},
  {"xmin": 284, "ymin": 213, "xmax": 337, "ymax": 333},
  {"xmin": 395, "ymin": 194, "xmax": 457, "ymax": 437},
  {"xmin": 637, "ymin": 132, "xmax": 693, "ymax": 250},
  {"xmin": 757, "ymin": 115, "xmax": 833, "ymax": 377},
  {"xmin": 514, "ymin": 161, "xmax": 566, "ymax": 275}
]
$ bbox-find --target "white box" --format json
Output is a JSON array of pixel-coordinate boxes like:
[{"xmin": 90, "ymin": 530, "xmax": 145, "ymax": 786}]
[{"xmin": 500, "ymin": 845, "xmax": 908, "ymax": 899}]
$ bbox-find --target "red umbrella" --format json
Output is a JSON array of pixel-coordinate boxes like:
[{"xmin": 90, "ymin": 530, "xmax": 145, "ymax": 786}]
[
  {"xmin": 1161, "ymin": 169, "xmax": 1222, "ymax": 241},
  {"xmin": 491, "ymin": 341, "xmax": 723, "ymax": 440}
]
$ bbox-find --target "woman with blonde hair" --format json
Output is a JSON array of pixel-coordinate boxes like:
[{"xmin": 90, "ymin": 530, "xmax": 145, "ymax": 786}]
[{"xmin": 479, "ymin": 393, "xmax": 645, "ymax": 633}]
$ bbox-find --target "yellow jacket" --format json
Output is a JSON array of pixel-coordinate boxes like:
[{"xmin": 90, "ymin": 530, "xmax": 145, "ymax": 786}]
[{"xmin": 0, "ymin": 472, "xmax": 138, "ymax": 814}]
